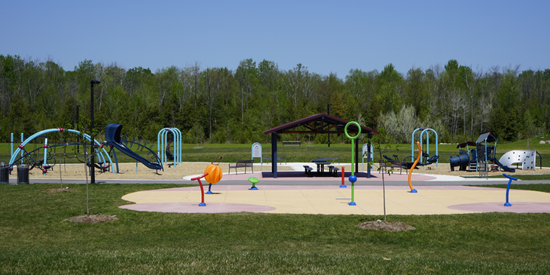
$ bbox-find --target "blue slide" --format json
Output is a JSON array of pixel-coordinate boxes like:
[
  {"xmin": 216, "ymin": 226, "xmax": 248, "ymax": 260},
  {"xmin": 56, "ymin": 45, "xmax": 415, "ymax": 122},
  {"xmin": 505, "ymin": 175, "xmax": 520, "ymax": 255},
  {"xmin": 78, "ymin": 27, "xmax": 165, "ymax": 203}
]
[
  {"xmin": 105, "ymin": 123, "xmax": 163, "ymax": 170},
  {"xmin": 489, "ymin": 157, "xmax": 515, "ymax": 172}
]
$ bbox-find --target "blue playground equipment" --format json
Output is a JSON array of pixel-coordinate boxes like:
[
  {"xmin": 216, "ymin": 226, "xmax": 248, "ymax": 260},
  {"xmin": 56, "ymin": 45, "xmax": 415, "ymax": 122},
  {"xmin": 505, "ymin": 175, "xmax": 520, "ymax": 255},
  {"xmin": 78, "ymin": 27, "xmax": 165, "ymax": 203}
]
[
  {"xmin": 9, "ymin": 128, "xmax": 114, "ymax": 174},
  {"xmin": 157, "ymin": 128, "xmax": 182, "ymax": 167},
  {"xmin": 106, "ymin": 124, "xmax": 163, "ymax": 170},
  {"xmin": 475, "ymin": 132, "xmax": 514, "ymax": 175},
  {"xmin": 411, "ymin": 128, "xmax": 439, "ymax": 167},
  {"xmin": 503, "ymin": 173, "xmax": 518, "ymax": 206},
  {"xmin": 450, "ymin": 133, "xmax": 515, "ymax": 175}
]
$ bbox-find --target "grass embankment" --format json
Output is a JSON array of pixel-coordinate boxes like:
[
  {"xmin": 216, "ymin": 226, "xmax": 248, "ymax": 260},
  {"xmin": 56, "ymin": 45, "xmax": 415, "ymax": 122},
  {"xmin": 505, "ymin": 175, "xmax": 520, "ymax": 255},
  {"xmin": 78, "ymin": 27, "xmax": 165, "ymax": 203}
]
[{"xmin": 1, "ymin": 183, "xmax": 549, "ymax": 273}]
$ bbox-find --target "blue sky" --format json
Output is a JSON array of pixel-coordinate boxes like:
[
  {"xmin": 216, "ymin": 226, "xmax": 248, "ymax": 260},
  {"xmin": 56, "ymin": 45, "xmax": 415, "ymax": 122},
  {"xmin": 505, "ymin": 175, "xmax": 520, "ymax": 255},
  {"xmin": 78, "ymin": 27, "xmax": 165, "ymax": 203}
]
[{"xmin": 3, "ymin": 0, "xmax": 549, "ymax": 77}]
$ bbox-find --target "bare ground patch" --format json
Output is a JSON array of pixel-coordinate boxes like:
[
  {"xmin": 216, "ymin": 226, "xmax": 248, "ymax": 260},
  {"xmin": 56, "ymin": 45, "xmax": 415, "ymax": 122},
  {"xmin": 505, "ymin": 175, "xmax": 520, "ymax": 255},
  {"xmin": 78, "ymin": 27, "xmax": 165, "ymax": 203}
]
[
  {"xmin": 62, "ymin": 214, "xmax": 118, "ymax": 224},
  {"xmin": 42, "ymin": 188, "xmax": 79, "ymax": 193},
  {"xmin": 356, "ymin": 220, "xmax": 416, "ymax": 232}
]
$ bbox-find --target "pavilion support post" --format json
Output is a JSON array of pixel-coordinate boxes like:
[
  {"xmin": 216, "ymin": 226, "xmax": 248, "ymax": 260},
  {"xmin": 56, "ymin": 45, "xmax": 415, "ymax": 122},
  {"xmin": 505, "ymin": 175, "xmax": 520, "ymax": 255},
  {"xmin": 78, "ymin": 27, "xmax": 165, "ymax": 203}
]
[
  {"xmin": 355, "ymin": 137, "xmax": 359, "ymax": 174},
  {"xmin": 272, "ymin": 132, "xmax": 277, "ymax": 178}
]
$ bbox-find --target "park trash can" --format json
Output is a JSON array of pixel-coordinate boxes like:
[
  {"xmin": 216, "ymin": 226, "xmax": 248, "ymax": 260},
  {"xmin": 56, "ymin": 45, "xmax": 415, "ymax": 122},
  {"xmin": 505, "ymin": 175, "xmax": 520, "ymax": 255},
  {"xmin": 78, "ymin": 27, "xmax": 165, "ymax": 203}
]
[
  {"xmin": 0, "ymin": 162, "xmax": 9, "ymax": 185},
  {"xmin": 17, "ymin": 164, "xmax": 30, "ymax": 185}
]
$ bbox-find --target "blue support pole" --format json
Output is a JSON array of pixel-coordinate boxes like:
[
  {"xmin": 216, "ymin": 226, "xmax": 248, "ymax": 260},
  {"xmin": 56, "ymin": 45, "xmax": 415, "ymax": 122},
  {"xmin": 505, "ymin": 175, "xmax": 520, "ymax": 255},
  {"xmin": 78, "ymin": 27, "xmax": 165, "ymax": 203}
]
[
  {"xmin": 503, "ymin": 173, "xmax": 518, "ymax": 206},
  {"xmin": 11, "ymin": 133, "xmax": 13, "ymax": 161},
  {"xmin": 112, "ymin": 147, "xmax": 119, "ymax": 173},
  {"xmin": 272, "ymin": 132, "xmax": 277, "ymax": 178},
  {"xmin": 20, "ymin": 133, "xmax": 24, "ymax": 164}
]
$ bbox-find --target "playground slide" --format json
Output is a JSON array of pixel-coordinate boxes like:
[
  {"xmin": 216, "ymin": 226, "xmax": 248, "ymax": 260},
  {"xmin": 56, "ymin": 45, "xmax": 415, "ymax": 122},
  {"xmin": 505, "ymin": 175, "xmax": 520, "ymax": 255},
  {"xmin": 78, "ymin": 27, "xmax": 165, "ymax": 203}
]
[
  {"xmin": 105, "ymin": 123, "xmax": 163, "ymax": 170},
  {"xmin": 489, "ymin": 157, "xmax": 515, "ymax": 172},
  {"xmin": 498, "ymin": 150, "xmax": 536, "ymax": 171}
]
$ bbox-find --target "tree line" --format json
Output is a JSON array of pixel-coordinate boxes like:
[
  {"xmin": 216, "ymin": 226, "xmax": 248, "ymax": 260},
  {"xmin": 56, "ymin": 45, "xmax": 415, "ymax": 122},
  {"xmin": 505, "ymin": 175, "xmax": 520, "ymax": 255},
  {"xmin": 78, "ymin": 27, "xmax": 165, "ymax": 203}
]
[{"xmin": 1, "ymin": 55, "xmax": 549, "ymax": 145}]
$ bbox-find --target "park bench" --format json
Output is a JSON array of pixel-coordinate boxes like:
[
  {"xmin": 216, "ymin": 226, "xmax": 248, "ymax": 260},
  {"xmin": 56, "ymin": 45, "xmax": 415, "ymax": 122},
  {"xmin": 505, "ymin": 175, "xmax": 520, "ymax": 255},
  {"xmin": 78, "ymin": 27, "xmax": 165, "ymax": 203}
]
[
  {"xmin": 282, "ymin": 141, "xmax": 301, "ymax": 146},
  {"xmin": 381, "ymin": 155, "xmax": 404, "ymax": 174},
  {"xmin": 229, "ymin": 159, "xmax": 254, "ymax": 174},
  {"xmin": 263, "ymin": 154, "xmax": 287, "ymax": 164}
]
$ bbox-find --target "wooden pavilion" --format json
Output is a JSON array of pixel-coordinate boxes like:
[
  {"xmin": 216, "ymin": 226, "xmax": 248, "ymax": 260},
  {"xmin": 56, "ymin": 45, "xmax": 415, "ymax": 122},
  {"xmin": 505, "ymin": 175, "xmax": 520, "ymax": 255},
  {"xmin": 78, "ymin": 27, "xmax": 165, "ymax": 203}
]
[{"xmin": 262, "ymin": 113, "xmax": 378, "ymax": 178}]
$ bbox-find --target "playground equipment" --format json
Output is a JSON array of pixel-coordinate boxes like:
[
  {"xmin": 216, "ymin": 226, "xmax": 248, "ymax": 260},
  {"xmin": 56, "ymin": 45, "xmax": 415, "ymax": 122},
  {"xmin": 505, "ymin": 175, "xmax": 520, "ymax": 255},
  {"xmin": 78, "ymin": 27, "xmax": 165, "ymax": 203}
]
[
  {"xmin": 411, "ymin": 128, "xmax": 439, "ymax": 167},
  {"xmin": 248, "ymin": 177, "xmax": 259, "ymax": 190},
  {"xmin": 345, "ymin": 121, "xmax": 361, "ymax": 206},
  {"xmin": 191, "ymin": 156, "xmax": 223, "ymax": 203},
  {"xmin": 157, "ymin": 128, "xmax": 182, "ymax": 167},
  {"xmin": 106, "ymin": 124, "xmax": 163, "ymax": 170},
  {"xmin": 340, "ymin": 167, "xmax": 346, "ymax": 188},
  {"xmin": 451, "ymin": 133, "xmax": 516, "ymax": 175},
  {"xmin": 450, "ymin": 154, "xmax": 469, "ymax": 171},
  {"xmin": 475, "ymin": 132, "xmax": 514, "ymax": 176},
  {"xmin": 9, "ymin": 128, "xmax": 114, "ymax": 174},
  {"xmin": 499, "ymin": 150, "xmax": 536, "ymax": 171},
  {"xmin": 107, "ymin": 138, "xmax": 158, "ymax": 173},
  {"xmin": 450, "ymin": 142, "xmax": 474, "ymax": 172},
  {"xmin": 503, "ymin": 173, "xmax": 518, "ymax": 207},
  {"xmin": 190, "ymin": 173, "xmax": 208, "ymax": 206},
  {"xmin": 407, "ymin": 142, "xmax": 420, "ymax": 193},
  {"xmin": 204, "ymin": 156, "xmax": 223, "ymax": 194}
]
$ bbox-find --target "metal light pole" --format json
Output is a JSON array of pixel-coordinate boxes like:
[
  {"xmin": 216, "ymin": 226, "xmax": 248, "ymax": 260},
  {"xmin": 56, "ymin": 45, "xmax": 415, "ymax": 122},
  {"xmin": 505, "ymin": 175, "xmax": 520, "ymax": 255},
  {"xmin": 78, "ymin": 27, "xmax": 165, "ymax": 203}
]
[
  {"xmin": 327, "ymin": 103, "xmax": 332, "ymax": 147},
  {"xmin": 90, "ymin": 80, "xmax": 100, "ymax": 184},
  {"xmin": 76, "ymin": 104, "xmax": 80, "ymax": 153}
]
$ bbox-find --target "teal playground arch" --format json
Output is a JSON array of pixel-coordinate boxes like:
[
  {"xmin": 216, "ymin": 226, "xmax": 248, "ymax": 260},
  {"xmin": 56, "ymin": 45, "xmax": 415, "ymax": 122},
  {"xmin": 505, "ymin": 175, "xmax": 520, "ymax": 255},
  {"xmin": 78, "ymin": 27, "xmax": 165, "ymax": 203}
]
[
  {"xmin": 157, "ymin": 128, "xmax": 182, "ymax": 167},
  {"xmin": 411, "ymin": 128, "xmax": 438, "ymax": 167}
]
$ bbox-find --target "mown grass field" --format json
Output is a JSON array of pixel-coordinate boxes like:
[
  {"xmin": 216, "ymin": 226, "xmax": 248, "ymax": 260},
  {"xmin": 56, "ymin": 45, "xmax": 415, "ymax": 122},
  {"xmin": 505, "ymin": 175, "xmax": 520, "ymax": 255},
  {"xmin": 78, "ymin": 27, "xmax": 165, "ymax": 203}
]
[{"xmin": 1, "ymin": 183, "xmax": 549, "ymax": 274}]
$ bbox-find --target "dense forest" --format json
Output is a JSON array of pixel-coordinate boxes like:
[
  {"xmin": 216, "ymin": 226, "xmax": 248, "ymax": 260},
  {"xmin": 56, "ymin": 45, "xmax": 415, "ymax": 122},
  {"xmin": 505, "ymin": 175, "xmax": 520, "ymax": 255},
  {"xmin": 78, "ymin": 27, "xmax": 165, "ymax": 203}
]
[{"xmin": 1, "ymin": 55, "xmax": 549, "ymax": 145}]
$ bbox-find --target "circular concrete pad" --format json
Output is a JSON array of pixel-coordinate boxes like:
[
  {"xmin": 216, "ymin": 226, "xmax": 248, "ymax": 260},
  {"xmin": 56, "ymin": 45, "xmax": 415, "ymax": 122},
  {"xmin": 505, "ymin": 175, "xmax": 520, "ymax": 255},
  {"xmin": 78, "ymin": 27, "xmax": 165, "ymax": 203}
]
[{"xmin": 120, "ymin": 185, "xmax": 550, "ymax": 215}]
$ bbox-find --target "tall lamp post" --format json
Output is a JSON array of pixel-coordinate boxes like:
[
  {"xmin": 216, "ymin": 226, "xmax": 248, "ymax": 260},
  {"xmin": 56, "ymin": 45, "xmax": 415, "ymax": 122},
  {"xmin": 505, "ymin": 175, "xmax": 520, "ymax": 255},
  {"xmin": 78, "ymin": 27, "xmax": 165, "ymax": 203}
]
[
  {"xmin": 327, "ymin": 103, "xmax": 332, "ymax": 147},
  {"xmin": 90, "ymin": 80, "xmax": 100, "ymax": 184},
  {"xmin": 76, "ymin": 104, "xmax": 80, "ymax": 153}
]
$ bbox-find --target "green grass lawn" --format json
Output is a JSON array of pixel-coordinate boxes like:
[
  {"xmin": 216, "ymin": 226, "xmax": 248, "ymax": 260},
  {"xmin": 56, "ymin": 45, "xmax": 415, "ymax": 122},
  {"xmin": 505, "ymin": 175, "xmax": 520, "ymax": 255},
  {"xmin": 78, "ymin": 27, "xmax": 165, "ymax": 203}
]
[{"xmin": 1, "ymin": 183, "xmax": 549, "ymax": 273}]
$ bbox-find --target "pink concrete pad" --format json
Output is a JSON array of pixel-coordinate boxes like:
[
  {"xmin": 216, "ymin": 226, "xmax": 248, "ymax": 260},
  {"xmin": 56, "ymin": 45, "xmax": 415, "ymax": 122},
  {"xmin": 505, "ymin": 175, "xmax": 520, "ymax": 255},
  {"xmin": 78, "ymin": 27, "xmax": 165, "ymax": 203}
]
[
  {"xmin": 448, "ymin": 202, "xmax": 550, "ymax": 213},
  {"xmin": 120, "ymin": 202, "xmax": 276, "ymax": 213}
]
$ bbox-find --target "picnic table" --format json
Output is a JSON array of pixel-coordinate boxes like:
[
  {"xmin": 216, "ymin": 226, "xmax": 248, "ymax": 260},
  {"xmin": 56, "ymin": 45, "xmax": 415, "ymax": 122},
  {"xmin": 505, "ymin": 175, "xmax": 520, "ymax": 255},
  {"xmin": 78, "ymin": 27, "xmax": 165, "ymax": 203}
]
[
  {"xmin": 311, "ymin": 160, "xmax": 331, "ymax": 176},
  {"xmin": 282, "ymin": 141, "xmax": 301, "ymax": 146}
]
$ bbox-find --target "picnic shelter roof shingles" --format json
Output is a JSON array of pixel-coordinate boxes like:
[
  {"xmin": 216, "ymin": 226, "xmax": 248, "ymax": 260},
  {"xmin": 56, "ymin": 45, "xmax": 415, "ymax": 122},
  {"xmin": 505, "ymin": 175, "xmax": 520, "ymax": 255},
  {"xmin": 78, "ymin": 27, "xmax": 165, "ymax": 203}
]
[{"xmin": 263, "ymin": 113, "xmax": 378, "ymax": 135}]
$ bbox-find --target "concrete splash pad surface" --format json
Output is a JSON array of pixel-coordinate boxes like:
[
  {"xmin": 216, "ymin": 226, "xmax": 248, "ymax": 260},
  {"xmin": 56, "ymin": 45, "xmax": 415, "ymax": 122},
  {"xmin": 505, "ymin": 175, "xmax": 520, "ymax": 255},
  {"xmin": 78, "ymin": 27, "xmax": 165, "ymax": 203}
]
[{"xmin": 120, "ymin": 185, "xmax": 550, "ymax": 215}]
